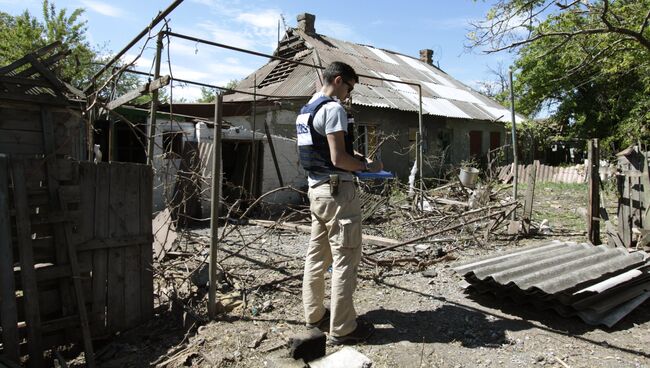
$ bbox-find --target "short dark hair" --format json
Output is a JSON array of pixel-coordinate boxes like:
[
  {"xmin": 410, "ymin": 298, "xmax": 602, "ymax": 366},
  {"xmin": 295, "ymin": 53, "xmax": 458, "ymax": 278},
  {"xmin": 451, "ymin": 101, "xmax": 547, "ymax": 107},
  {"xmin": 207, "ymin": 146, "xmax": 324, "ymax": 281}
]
[{"xmin": 323, "ymin": 61, "xmax": 358, "ymax": 84}]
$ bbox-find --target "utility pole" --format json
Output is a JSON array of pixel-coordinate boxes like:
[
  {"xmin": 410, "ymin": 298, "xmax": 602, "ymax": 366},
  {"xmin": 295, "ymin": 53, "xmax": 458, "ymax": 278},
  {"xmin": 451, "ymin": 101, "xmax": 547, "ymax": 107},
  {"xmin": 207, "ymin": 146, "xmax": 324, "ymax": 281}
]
[
  {"xmin": 208, "ymin": 94, "xmax": 223, "ymax": 319},
  {"xmin": 509, "ymin": 68, "xmax": 519, "ymax": 220},
  {"xmin": 146, "ymin": 32, "xmax": 164, "ymax": 166}
]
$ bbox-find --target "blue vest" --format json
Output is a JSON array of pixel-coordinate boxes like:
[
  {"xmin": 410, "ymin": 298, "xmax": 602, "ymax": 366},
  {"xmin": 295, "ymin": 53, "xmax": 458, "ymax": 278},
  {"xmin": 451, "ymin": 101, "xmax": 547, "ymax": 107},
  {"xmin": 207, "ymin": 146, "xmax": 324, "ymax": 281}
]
[{"xmin": 296, "ymin": 96, "xmax": 354, "ymax": 173}]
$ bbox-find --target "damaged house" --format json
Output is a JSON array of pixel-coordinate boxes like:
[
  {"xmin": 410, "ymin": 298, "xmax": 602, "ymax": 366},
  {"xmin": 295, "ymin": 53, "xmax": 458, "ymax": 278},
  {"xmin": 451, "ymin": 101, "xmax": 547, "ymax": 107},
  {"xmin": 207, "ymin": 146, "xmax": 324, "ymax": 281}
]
[
  {"xmin": 94, "ymin": 102, "xmax": 306, "ymax": 218},
  {"xmin": 224, "ymin": 13, "xmax": 524, "ymax": 180}
]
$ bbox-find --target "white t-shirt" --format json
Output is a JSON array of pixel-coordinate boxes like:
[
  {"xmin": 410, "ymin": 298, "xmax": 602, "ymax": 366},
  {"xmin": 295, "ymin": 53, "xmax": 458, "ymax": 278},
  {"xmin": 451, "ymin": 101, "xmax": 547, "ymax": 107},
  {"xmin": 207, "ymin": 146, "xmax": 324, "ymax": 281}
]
[{"xmin": 305, "ymin": 92, "xmax": 355, "ymax": 187}]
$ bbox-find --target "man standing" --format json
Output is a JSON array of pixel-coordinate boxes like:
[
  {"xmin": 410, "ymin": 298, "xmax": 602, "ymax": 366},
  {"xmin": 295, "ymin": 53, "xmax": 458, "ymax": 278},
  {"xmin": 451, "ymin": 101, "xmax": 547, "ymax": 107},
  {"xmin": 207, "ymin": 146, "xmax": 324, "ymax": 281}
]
[{"xmin": 296, "ymin": 61, "xmax": 382, "ymax": 345}]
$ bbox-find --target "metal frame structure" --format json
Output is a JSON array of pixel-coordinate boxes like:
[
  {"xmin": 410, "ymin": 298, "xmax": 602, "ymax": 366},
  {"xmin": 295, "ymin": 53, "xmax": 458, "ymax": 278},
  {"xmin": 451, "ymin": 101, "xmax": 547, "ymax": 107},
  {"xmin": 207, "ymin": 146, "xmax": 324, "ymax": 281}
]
[
  {"xmin": 160, "ymin": 30, "xmax": 426, "ymax": 207},
  {"xmin": 85, "ymin": 9, "xmax": 436, "ymax": 319}
]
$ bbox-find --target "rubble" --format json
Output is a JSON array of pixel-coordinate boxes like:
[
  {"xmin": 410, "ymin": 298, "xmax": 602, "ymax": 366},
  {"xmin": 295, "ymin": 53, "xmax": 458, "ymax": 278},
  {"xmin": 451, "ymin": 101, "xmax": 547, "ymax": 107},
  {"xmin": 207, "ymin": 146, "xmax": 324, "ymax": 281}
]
[{"xmin": 309, "ymin": 347, "xmax": 373, "ymax": 368}]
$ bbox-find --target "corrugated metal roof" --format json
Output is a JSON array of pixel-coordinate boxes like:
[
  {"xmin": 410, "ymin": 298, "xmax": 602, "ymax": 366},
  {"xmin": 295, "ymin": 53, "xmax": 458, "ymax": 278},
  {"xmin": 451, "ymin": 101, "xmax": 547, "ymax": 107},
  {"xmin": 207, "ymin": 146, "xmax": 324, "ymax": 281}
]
[
  {"xmin": 224, "ymin": 28, "xmax": 526, "ymax": 123},
  {"xmin": 454, "ymin": 241, "xmax": 650, "ymax": 327}
]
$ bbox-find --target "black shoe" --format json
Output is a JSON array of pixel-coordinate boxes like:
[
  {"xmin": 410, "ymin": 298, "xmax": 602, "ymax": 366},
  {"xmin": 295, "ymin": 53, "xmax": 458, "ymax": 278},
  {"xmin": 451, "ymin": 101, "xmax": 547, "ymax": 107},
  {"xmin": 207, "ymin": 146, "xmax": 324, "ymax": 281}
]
[
  {"xmin": 330, "ymin": 319, "xmax": 375, "ymax": 345},
  {"xmin": 306, "ymin": 308, "xmax": 330, "ymax": 332}
]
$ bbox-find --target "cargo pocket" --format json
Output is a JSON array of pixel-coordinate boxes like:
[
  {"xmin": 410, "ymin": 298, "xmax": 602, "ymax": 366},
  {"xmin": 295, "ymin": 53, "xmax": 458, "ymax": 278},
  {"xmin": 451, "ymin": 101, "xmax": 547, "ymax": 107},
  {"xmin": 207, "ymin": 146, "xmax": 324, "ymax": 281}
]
[{"xmin": 334, "ymin": 215, "xmax": 362, "ymax": 249}]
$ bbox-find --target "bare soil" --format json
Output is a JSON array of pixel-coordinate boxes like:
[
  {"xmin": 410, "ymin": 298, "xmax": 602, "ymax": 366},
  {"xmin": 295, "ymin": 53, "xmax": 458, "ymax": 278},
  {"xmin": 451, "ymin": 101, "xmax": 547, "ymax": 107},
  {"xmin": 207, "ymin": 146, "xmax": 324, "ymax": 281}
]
[{"xmin": 68, "ymin": 183, "xmax": 650, "ymax": 368}]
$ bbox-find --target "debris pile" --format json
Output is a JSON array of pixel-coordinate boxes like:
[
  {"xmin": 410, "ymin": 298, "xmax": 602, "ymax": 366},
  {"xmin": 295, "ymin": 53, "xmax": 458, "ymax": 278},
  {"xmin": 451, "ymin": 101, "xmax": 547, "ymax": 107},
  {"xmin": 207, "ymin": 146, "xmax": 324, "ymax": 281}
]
[{"xmin": 355, "ymin": 179, "xmax": 520, "ymax": 269}]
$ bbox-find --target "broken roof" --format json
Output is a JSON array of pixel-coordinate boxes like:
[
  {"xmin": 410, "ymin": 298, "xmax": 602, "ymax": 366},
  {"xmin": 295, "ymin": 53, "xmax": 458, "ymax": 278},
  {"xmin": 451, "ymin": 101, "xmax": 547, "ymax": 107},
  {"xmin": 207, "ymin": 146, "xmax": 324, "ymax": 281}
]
[
  {"xmin": 225, "ymin": 16, "xmax": 524, "ymax": 123},
  {"xmin": 0, "ymin": 41, "xmax": 85, "ymax": 106}
]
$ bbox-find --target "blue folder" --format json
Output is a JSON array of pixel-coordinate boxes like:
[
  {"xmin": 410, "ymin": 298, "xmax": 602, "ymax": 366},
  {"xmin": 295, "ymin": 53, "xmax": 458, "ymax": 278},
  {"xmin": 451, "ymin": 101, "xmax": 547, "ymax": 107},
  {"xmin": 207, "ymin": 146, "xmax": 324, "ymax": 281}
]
[{"xmin": 355, "ymin": 170, "xmax": 394, "ymax": 180}]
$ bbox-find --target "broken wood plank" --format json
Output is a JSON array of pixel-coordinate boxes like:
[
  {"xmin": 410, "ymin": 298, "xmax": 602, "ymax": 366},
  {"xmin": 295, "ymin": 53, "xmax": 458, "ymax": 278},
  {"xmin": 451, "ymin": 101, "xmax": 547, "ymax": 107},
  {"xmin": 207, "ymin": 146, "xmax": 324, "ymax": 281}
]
[
  {"xmin": 107, "ymin": 163, "xmax": 126, "ymax": 332},
  {"xmin": 105, "ymin": 75, "xmax": 170, "ymax": 110},
  {"xmin": 91, "ymin": 163, "xmax": 109, "ymax": 336},
  {"xmin": 153, "ymin": 208, "xmax": 177, "ymax": 260},
  {"xmin": 11, "ymin": 159, "xmax": 44, "ymax": 366},
  {"xmin": 606, "ymin": 221, "xmax": 625, "ymax": 248},
  {"xmin": 42, "ymin": 107, "xmax": 76, "ymax": 328},
  {"xmin": 0, "ymin": 155, "xmax": 19, "ymax": 363},
  {"xmin": 432, "ymin": 197, "xmax": 468, "ymax": 208},
  {"xmin": 58, "ymin": 187, "xmax": 96, "ymax": 367},
  {"xmin": 123, "ymin": 165, "xmax": 142, "ymax": 328}
]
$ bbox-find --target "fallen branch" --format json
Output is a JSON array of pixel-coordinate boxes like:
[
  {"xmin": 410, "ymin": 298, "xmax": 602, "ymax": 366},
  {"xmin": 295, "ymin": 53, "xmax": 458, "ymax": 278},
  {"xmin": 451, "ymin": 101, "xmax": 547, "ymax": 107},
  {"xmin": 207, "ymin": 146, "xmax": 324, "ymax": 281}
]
[{"xmin": 366, "ymin": 208, "xmax": 511, "ymax": 256}]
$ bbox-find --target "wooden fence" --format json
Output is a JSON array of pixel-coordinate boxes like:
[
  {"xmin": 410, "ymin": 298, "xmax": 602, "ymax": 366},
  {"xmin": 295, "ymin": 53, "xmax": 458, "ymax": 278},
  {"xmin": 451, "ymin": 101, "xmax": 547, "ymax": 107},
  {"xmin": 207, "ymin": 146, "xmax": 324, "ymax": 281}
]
[
  {"xmin": 616, "ymin": 149, "xmax": 649, "ymax": 247},
  {"xmin": 0, "ymin": 157, "xmax": 152, "ymax": 365},
  {"xmin": 498, "ymin": 161, "xmax": 615, "ymax": 184},
  {"xmin": 498, "ymin": 162, "xmax": 585, "ymax": 184}
]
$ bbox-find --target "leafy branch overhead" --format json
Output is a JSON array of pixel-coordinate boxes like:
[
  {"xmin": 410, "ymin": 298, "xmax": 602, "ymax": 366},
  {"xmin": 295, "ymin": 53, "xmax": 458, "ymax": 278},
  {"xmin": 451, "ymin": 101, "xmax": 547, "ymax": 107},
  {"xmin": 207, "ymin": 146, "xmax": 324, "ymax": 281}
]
[
  {"xmin": 469, "ymin": 0, "xmax": 650, "ymax": 148},
  {"xmin": 468, "ymin": 0, "xmax": 650, "ymax": 53}
]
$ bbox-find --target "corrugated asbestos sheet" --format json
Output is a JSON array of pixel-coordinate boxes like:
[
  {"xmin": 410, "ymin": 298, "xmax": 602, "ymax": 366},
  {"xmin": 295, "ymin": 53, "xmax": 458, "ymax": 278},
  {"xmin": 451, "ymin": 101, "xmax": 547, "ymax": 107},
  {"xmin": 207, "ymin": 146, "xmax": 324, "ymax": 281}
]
[
  {"xmin": 225, "ymin": 28, "xmax": 526, "ymax": 123},
  {"xmin": 454, "ymin": 241, "xmax": 650, "ymax": 327}
]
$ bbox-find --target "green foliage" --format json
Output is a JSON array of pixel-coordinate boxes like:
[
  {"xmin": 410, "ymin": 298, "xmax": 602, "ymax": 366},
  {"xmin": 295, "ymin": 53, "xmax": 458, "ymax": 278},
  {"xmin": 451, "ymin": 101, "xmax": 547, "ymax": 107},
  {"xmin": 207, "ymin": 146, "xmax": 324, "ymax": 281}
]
[
  {"xmin": 198, "ymin": 86, "xmax": 217, "ymax": 103},
  {"xmin": 0, "ymin": 11, "xmax": 45, "ymax": 61},
  {"xmin": 0, "ymin": 0, "xmax": 94, "ymax": 86},
  {"xmin": 197, "ymin": 79, "xmax": 240, "ymax": 102},
  {"xmin": 473, "ymin": 0, "xmax": 650, "ymax": 151}
]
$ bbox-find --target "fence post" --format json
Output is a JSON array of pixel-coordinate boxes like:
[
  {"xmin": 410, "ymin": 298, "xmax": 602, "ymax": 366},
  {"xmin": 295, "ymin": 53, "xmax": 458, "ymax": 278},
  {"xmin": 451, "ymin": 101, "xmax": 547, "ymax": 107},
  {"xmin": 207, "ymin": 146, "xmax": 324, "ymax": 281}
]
[
  {"xmin": 146, "ymin": 32, "xmax": 164, "ymax": 166},
  {"xmin": 509, "ymin": 69, "xmax": 519, "ymax": 220},
  {"xmin": 588, "ymin": 139, "xmax": 601, "ymax": 245},
  {"xmin": 522, "ymin": 161, "xmax": 538, "ymax": 234},
  {"xmin": 208, "ymin": 95, "xmax": 223, "ymax": 319}
]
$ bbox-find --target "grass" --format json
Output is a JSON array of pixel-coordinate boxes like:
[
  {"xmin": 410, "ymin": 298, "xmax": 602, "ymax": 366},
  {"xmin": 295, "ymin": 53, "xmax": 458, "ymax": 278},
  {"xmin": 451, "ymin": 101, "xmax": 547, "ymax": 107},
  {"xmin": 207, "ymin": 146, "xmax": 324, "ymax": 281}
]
[{"xmin": 517, "ymin": 181, "xmax": 617, "ymax": 234}]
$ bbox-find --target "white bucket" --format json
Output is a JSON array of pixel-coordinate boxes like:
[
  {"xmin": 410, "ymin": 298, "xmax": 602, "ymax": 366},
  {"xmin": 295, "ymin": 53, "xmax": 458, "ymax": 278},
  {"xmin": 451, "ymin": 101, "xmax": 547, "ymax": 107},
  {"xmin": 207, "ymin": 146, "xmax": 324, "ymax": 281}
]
[{"xmin": 459, "ymin": 167, "xmax": 480, "ymax": 188}]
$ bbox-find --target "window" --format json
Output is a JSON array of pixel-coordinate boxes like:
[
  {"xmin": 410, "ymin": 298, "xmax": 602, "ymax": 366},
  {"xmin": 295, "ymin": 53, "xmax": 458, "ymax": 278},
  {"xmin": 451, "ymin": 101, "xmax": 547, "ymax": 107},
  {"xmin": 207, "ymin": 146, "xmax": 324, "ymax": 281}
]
[{"xmin": 162, "ymin": 131, "xmax": 184, "ymax": 159}]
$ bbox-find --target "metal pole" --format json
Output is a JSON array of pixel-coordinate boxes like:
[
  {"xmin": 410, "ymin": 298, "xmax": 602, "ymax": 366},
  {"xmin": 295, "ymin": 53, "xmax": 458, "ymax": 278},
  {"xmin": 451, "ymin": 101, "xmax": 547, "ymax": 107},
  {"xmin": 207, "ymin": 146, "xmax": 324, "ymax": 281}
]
[
  {"xmin": 509, "ymin": 69, "xmax": 519, "ymax": 220},
  {"xmin": 146, "ymin": 32, "xmax": 164, "ymax": 166},
  {"xmin": 208, "ymin": 94, "xmax": 223, "ymax": 319},
  {"xmin": 418, "ymin": 85, "xmax": 424, "ymax": 210},
  {"xmin": 121, "ymin": 67, "xmax": 310, "ymax": 100},
  {"xmin": 84, "ymin": 0, "xmax": 184, "ymax": 93},
  {"xmin": 164, "ymin": 31, "xmax": 420, "ymax": 88},
  {"xmin": 250, "ymin": 74, "xmax": 257, "ymax": 196},
  {"xmin": 587, "ymin": 139, "xmax": 601, "ymax": 245}
]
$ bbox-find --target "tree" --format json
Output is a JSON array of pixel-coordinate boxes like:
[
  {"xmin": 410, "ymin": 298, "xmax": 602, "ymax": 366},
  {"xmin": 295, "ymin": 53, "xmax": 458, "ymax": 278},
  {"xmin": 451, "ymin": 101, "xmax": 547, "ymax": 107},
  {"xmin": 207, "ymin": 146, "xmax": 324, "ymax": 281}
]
[
  {"xmin": 469, "ymin": 0, "xmax": 650, "ymax": 54},
  {"xmin": 197, "ymin": 79, "xmax": 239, "ymax": 103},
  {"xmin": 0, "ymin": 11, "xmax": 45, "ymax": 62},
  {"xmin": 0, "ymin": 0, "xmax": 94, "ymax": 86},
  {"xmin": 469, "ymin": 0, "xmax": 650, "ymax": 148},
  {"xmin": 474, "ymin": 61, "xmax": 510, "ymax": 106},
  {"xmin": 197, "ymin": 86, "xmax": 217, "ymax": 103}
]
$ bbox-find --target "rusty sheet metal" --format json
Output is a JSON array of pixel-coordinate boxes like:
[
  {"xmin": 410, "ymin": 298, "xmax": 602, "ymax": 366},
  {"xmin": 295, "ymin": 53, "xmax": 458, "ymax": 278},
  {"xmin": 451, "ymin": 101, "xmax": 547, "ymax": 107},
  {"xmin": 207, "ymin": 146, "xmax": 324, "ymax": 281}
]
[{"xmin": 454, "ymin": 241, "xmax": 650, "ymax": 327}]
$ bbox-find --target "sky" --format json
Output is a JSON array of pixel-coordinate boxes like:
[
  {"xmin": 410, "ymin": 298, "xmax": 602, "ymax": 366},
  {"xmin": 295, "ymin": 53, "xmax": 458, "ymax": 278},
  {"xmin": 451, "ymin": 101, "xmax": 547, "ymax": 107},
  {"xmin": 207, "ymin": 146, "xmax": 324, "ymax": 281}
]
[{"xmin": 1, "ymin": 0, "xmax": 516, "ymax": 101}]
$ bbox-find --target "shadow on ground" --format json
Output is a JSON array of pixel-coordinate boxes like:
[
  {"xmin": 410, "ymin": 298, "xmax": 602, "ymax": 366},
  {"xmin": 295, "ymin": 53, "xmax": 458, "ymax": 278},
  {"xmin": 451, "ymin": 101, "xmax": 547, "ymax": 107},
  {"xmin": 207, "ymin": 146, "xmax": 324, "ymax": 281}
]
[
  {"xmin": 371, "ymin": 278, "xmax": 650, "ymax": 360},
  {"xmin": 363, "ymin": 304, "xmax": 527, "ymax": 348},
  {"xmin": 464, "ymin": 287, "xmax": 650, "ymax": 335}
]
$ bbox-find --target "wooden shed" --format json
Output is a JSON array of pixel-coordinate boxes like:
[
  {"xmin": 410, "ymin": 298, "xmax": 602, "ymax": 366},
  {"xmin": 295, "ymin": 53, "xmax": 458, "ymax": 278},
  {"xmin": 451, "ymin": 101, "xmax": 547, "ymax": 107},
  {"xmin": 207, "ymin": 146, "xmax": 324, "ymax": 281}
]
[{"xmin": 0, "ymin": 43, "xmax": 154, "ymax": 366}]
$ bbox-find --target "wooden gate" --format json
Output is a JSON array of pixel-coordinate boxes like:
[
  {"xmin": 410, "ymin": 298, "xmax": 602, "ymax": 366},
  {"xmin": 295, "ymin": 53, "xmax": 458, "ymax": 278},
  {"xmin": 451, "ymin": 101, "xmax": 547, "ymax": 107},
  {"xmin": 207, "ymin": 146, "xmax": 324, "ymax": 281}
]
[
  {"xmin": 616, "ymin": 149, "xmax": 649, "ymax": 246},
  {"xmin": 0, "ymin": 157, "xmax": 153, "ymax": 366}
]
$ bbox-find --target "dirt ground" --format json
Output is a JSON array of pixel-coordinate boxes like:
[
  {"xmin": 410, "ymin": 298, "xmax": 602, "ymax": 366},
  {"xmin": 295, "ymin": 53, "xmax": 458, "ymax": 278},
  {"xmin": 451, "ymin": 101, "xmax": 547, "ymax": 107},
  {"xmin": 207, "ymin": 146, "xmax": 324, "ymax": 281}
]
[{"xmin": 68, "ymin": 182, "xmax": 650, "ymax": 368}]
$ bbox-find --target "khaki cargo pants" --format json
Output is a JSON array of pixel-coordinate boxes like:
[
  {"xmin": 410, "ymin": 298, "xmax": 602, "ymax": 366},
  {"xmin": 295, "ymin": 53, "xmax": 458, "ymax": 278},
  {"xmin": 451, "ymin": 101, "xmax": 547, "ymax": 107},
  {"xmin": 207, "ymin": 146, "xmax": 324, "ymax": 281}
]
[{"xmin": 303, "ymin": 181, "xmax": 362, "ymax": 337}]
